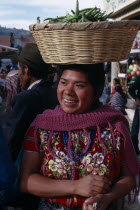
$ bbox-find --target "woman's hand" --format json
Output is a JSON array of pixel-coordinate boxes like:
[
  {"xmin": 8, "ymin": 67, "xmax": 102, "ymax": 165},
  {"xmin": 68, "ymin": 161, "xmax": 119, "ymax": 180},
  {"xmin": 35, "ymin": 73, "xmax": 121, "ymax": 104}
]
[
  {"xmin": 75, "ymin": 174, "xmax": 111, "ymax": 197},
  {"xmin": 82, "ymin": 194, "xmax": 111, "ymax": 210}
]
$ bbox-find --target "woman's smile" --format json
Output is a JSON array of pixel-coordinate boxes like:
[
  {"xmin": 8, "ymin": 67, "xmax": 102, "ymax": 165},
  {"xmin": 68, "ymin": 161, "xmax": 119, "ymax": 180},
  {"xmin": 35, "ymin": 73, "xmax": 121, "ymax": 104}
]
[{"xmin": 63, "ymin": 98, "xmax": 78, "ymax": 105}]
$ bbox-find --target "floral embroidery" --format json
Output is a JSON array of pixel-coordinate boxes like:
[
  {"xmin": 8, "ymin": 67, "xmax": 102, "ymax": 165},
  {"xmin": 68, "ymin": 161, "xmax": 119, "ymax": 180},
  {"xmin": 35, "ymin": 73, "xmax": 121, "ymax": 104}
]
[
  {"xmin": 92, "ymin": 152, "xmax": 104, "ymax": 164},
  {"xmin": 34, "ymin": 127, "xmax": 124, "ymax": 182},
  {"xmin": 25, "ymin": 126, "xmax": 125, "ymax": 207},
  {"xmin": 81, "ymin": 154, "xmax": 92, "ymax": 165},
  {"xmin": 48, "ymin": 160, "xmax": 58, "ymax": 172}
]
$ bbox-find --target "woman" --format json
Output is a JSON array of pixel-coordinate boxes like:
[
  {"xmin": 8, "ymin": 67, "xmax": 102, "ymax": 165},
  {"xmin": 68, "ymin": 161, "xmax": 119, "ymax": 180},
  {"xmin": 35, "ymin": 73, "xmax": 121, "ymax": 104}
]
[
  {"xmin": 20, "ymin": 64, "xmax": 139, "ymax": 210},
  {"xmin": 110, "ymin": 85, "xmax": 127, "ymax": 115}
]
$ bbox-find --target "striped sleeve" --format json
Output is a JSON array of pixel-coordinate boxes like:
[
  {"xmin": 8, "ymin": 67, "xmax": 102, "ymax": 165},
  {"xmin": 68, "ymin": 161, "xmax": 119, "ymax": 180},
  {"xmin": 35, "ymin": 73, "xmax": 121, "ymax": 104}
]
[{"xmin": 23, "ymin": 127, "xmax": 40, "ymax": 153}]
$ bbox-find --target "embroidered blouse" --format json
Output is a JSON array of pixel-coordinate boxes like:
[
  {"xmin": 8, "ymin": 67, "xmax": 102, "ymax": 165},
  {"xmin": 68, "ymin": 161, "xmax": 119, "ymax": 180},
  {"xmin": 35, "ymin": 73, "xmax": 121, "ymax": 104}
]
[{"xmin": 24, "ymin": 126, "xmax": 125, "ymax": 207}]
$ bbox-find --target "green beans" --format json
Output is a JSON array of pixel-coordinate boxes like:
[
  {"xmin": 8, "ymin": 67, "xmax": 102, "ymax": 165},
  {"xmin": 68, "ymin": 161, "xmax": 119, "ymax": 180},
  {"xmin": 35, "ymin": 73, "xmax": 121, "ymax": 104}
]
[{"xmin": 44, "ymin": 0, "xmax": 113, "ymax": 23}]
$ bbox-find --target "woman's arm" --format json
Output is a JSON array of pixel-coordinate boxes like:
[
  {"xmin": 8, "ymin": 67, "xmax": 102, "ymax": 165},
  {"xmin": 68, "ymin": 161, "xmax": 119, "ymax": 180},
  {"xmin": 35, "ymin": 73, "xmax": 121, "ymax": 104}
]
[
  {"xmin": 83, "ymin": 163, "xmax": 136, "ymax": 210},
  {"xmin": 20, "ymin": 151, "xmax": 111, "ymax": 198}
]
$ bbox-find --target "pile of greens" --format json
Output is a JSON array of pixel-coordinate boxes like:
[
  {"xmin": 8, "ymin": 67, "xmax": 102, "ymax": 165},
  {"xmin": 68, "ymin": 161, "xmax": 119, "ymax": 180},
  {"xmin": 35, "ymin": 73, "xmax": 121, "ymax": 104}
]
[{"xmin": 44, "ymin": 0, "xmax": 113, "ymax": 23}]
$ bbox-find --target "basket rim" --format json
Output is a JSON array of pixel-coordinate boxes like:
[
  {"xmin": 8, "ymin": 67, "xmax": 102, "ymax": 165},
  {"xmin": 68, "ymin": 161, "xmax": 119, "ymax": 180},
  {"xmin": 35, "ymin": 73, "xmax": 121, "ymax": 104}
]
[{"xmin": 29, "ymin": 20, "xmax": 140, "ymax": 32}]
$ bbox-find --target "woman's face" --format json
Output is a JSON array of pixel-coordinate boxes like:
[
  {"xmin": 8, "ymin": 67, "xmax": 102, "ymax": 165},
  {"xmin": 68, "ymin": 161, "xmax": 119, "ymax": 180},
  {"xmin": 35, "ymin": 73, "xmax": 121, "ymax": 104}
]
[{"xmin": 57, "ymin": 69, "xmax": 94, "ymax": 114}]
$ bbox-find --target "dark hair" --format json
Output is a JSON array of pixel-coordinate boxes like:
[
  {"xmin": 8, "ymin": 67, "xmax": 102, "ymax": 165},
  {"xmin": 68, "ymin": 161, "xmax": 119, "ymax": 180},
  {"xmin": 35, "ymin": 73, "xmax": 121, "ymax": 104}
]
[
  {"xmin": 58, "ymin": 63, "xmax": 105, "ymax": 100},
  {"xmin": 115, "ymin": 85, "xmax": 127, "ymax": 103},
  {"xmin": 59, "ymin": 64, "xmax": 104, "ymax": 86},
  {"xmin": 19, "ymin": 62, "xmax": 49, "ymax": 79},
  {"xmin": 113, "ymin": 78, "xmax": 120, "ymax": 84}
]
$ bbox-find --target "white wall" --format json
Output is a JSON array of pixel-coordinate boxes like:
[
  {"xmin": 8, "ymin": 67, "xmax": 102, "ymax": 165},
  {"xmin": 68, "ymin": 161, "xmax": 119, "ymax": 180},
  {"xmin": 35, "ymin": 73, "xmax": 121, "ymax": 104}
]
[{"xmin": 104, "ymin": 0, "xmax": 138, "ymax": 13}]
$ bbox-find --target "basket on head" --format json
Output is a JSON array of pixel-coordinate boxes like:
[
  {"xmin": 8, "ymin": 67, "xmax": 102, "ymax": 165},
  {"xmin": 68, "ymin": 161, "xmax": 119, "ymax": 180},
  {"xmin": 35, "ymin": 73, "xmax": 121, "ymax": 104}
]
[{"xmin": 29, "ymin": 20, "xmax": 140, "ymax": 64}]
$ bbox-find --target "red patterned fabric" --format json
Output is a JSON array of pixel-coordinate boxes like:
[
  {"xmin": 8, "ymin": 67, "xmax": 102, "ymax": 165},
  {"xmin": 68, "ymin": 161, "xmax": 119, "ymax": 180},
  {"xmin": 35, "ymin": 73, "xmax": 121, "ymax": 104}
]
[{"xmin": 24, "ymin": 127, "xmax": 125, "ymax": 207}]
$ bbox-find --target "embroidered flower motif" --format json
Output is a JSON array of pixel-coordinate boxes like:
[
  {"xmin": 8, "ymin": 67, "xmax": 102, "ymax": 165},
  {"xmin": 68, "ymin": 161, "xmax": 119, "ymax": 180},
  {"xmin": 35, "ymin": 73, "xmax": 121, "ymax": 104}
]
[
  {"xmin": 40, "ymin": 130, "xmax": 49, "ymax": 142},
  {"xmin": 92, "ymin": 164, "xmax": 100, "ymax": 175},
  {"xmin": 81, "ymin": 154, "xmax": 92, "ymax": 165},
  {"xmin": 57, "ymin": 162, "xmax": 68, "ymax": 175},
  {"xmin": 81, "ymin": 133, "xmax": 88, "ymax": 144},
  {"xmin": 72, "ymin": 132, "xmax": 78, "ymax": 140},
  {"xmin": 56, "ymin": 151, "xmax": 66, "ymax": 159},
  {"xmin": 101, "ymin": 130, "xmax": 111, "ymax": 141},
  {"xmin": 87, "ymin": 164, "xmax": 94, "ymax": 172},
  {"xmin": 93, "ymin": 153, "xmax": 104, "ymax": 164},
  {"xmin": 98, "ymin": 164, "xmax": 107, "ymax": 175},
  {"xmin": 48, "ymin": 160, "xmax": 57, "ymax": 172}
]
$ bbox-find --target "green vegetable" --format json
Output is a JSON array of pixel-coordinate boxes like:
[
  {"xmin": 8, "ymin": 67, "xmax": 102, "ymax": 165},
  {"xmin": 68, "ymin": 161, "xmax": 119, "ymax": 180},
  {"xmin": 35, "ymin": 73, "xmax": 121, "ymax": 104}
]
[
  {"xmin": 75, "ymin": 0, "xmax": 79, "ymax": 18},
  {"xmin": 44, "ymin": 0, "xmax": 113, "ymax": 23}
]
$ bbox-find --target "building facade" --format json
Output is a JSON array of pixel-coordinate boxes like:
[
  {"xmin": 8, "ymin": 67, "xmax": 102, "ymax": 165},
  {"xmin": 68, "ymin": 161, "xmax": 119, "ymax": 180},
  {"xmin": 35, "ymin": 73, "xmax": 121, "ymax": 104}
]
[{"xmin": 104, "ymin": 0, "xmax": 140, "ymax": 20}]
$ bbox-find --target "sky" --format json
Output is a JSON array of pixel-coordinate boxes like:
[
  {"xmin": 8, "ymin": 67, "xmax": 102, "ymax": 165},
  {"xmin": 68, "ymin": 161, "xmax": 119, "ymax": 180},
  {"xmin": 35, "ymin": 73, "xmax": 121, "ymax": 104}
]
[{"xmin": 0, "ymin": 0, "xmax": 103, "ymax": 30}]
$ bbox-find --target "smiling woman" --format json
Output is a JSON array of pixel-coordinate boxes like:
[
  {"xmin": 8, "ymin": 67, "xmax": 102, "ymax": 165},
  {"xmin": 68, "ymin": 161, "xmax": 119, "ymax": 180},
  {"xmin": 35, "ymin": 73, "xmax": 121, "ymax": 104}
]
[
  {"xmin": 20, "ymin": 63, "xmax": 139, "ymax": 210},
  {"xmin": 57, "ymin": 64, "xmax": 104, "ymax": 114}
]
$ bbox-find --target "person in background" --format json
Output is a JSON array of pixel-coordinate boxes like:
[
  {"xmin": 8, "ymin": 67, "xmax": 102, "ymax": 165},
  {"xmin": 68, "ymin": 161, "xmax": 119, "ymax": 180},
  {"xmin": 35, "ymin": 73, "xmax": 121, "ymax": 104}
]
[
  {"xmin": 4, "ymin": 73, "xmax": 21, "ymax": 114},
  {"xmin": 20, "ymin": 64, "xmax": 138, "ymax": 210},
  {"xmin": 4, "ymin": 43, "xmax": 58, "ymax": 210},
  {"xmin": 10, "ymin": 32, "xmax": 15, "ymax": 48},
  {"xmin": 0, "ymin": 61, "xmax": 2, "ymax": 73},
  {"xmin": 0, "ymin": 124, "xmax": 17, "ymax": 207},
  {"xmin": 0, "ymin": 124, "xmax": 15, "ymax": 188},
  {"xmin": 99, "ymin": 86, "xmax": 110, "ymax": 105},
  {"xmin": 129, "ymin": 76, "xmax": 140, "ymax": 155},
  {"xmin": 6, "ymin": 43, "xmax": 58, "ymax": 161},
  {"xmin": 110, "ymin": 85, "xmax": 127, "ymax": 115},
  {"xmin": 111, "ymin": 78, "xmax": 120, "ymax": 94}
]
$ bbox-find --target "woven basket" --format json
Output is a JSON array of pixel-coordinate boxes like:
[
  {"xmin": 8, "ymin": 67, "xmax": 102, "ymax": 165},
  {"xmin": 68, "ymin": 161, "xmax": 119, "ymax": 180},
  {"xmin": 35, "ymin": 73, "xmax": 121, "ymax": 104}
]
[{"xmin": 29, "ymin": 20, "xmax": 140, "ymax": 64}]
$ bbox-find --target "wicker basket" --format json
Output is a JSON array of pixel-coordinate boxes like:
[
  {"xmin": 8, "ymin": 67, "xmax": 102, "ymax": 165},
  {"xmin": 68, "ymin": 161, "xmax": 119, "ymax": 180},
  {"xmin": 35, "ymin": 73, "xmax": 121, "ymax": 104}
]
[{"xmin": 29, "ymin": 20, "xmax": 140, "ymax": 64}]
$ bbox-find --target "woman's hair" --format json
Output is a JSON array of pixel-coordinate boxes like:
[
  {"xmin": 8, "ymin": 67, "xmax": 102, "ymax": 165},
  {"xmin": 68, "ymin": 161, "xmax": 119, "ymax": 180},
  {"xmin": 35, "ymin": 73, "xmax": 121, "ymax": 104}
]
[{"xmin": 58, "ymin": 63, "xmax": 105, "ymax": 102}]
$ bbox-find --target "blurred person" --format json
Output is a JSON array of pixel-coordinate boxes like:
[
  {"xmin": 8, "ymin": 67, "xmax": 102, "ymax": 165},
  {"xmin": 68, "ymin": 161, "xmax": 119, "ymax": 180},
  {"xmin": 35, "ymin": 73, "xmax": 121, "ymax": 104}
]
[
  {"xmin": 99, "ymin": 86, "xmax": 110, "ymax": 105},
  {"xmin": 110, "ymin": 85, "xmax": 127, "ymax": 115},
  {"xmin": 6, "ymin": 43, "xmax": 58, "ymax": 162},
  {"xmin": 4, "ymin": 43, "xmax": 58, "ymax": 210},
  {"xmin": 0, "ymin": 64, "xmax": 5, "ymax": 92},
  {"xmin": 129, "ymin": 76, "xmax": 140, "ymax": 155},
  {"xmin": 0, "ymin": 61, "xmax": 2, "ymax": 73},
  {"xmin": 4, "ymin": 72, "xmax": 21, "ymax": 114},
  {"xmin": 10, "ymin": 32, "xmax": 15, "ymax": 48},
  {"xmin": 0, "ymin": 123, "xmax": 17, "ymax": 206}
]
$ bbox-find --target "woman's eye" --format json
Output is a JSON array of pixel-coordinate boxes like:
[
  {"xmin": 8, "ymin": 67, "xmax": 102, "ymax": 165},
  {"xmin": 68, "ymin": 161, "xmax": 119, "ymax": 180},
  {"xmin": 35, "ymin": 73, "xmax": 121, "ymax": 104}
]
[
  {"xmin": 60, "ymin": 81, "xmax": 66, "ymax": 85},
  {"xmin": 76, "ymin": 84, "xmax": 85, "ymax": 88}
]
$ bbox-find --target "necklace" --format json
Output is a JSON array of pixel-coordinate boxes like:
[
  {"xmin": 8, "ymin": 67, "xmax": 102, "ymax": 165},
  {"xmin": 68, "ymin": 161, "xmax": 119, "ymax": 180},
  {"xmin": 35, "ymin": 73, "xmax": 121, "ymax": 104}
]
[{"xmin": 62, "ymin": 130, "xmax": 96, "ymax": 162}]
